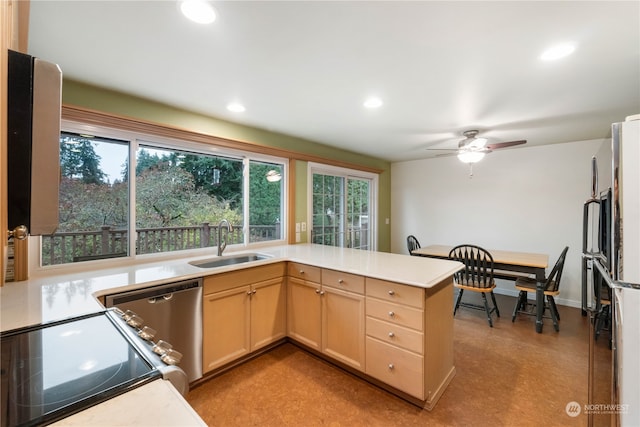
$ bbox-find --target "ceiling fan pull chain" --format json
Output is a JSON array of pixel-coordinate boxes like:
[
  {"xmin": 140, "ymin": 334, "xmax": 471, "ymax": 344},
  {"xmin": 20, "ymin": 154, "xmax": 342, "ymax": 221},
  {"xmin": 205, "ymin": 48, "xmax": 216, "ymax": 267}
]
[{"xmin": 468, "ymin": 164, "xmax": 474, "ymax": 178}]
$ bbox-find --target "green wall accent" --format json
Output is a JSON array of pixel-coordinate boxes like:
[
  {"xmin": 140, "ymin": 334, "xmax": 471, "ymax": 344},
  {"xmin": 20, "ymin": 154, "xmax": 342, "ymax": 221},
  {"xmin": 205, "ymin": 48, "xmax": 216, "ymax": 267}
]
[
  {"xmin": 62, "ymin": 80, "xmax": 391, "ymax": 251},
  {"xmin": 295, "ymin": 160, "xmax": 309, "ymax": 244}
]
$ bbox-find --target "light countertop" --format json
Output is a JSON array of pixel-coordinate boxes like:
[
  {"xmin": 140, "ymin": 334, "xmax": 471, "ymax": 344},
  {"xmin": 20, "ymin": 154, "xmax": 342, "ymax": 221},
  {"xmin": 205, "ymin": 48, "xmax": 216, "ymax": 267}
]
[
  {"xmin": 50, "ymin": 379, "xmax": 206, "ymax": 427},
  {"xmin": 1, "ymin": 243, "xmax": 462, "ymax": 332}
]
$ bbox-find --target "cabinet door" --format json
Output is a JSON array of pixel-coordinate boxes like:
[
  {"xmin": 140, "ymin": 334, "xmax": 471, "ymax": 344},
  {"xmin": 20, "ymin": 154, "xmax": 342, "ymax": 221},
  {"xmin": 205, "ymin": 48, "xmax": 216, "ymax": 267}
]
[
  {"xmin": 322, "ymin": 286, "xmax": 365, "ymax": 371},
  {"xmin": 251, "ymin": 277, "xmax": 286, "ymax": 351},
  {"xmin": 202, "ymin": 285, "xmax": 251, "ymax": 372},
  {"xmin": 287, "ymin": 276, "xmax": 321, "ymax": 350}
]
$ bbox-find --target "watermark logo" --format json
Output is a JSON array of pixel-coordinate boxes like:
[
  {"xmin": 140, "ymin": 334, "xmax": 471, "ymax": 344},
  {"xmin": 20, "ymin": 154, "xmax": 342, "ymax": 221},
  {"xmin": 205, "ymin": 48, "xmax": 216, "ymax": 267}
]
[
  {"xmin": 565, "ymin": 401, "xmax": 581, "ymax": 417},
  {"xmin": 565, "ymin": 401, "xmax": 630, "ymax": 417}
]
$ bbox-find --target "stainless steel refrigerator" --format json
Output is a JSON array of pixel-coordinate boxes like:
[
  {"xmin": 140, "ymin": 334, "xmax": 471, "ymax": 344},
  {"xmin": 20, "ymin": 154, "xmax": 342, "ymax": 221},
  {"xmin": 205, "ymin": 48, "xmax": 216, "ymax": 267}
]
[{"xmin": 582, "ymin": 115, "xmax": 640, "ymax": 427}]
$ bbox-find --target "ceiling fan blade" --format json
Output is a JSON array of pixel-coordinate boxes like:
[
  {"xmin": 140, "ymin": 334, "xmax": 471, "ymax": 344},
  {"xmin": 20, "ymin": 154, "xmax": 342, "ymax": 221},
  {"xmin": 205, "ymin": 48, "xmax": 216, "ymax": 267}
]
[
  {"xmin": 425, "ymin": 148, "xmax": 459, "ymax": 151},
  {"xmin": 485, "ymin": 140, "xmax": 527, "ymax": 150}
]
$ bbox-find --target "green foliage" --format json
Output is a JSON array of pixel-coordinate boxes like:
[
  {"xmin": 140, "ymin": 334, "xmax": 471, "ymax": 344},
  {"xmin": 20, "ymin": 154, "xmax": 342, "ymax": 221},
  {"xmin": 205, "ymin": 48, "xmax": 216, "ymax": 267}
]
[
  {"xmin": 60, "ymin": 135, "xmax": 107, "ymax": 184},
  {"xmin": 179, "ymin": 154, "xmax": 244, "ymax": 209},
  {"xmin": 57, "ymin": 177, "xmax": 128, "ymax": 231},
  {"xmin": 135, "ymin": 162, "xmax": 241, "ymax": 228},
  {"xmin": 249, "ymin": 162, "xmax": 282, "ymax": 225}
]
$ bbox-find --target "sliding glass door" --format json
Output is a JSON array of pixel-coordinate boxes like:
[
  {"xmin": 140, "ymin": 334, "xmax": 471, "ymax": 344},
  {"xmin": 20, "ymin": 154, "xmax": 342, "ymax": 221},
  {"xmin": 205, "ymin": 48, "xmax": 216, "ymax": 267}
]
[{"xmin": 309, "ymin": 163, "xmax": 376, "ymax": 250}]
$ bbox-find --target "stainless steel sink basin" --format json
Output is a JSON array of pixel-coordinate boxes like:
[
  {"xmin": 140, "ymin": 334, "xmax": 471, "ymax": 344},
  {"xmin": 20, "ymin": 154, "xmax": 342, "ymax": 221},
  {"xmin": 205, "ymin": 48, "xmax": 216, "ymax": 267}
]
[{"xmin": 189, "ymin": 253, "xmax": 272, "ymax": 268}]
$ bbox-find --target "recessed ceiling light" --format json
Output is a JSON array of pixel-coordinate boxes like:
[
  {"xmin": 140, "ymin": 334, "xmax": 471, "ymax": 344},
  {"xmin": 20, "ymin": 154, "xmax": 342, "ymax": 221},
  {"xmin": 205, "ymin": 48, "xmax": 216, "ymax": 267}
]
[
  {"xmin": 227, "ymin": 102, "xmax": 246, "ymax": 113},
  {"xmin": 540, "ymin": 43, "xmax": 576, "ymax": 61},
  {"xmin": 180, "ymin": 0, "xmax": 216, "ymax": 25},
  {"xmin": 363, "ymin": 97, "xmax": 383, "ymax": 109}
]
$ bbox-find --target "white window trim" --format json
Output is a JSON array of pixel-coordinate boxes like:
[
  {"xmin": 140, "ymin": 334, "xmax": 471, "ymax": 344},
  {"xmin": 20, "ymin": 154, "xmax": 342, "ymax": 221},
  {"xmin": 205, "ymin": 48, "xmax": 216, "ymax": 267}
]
[
  {"xmin": 307, "ymin": 162, "xmax": 378, "ymax": 251},
  {"xmin": 28, "ymin": 120, "xmax": 288, "ymax": 277}
]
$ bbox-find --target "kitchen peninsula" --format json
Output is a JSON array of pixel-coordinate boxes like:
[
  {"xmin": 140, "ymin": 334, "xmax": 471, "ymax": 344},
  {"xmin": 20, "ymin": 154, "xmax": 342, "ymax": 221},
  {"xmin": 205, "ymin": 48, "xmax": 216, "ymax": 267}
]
[{"xmin": 1, "ymin": 244, "xmax": 462, "ymax": 424}]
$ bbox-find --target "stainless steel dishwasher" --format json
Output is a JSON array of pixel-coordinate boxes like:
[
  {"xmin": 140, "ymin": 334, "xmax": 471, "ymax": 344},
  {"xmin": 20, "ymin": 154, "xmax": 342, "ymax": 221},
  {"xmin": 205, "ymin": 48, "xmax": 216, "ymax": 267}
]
[{"xmin": 104, "ymin": 278, "xmax": 203, "ymax": 383}]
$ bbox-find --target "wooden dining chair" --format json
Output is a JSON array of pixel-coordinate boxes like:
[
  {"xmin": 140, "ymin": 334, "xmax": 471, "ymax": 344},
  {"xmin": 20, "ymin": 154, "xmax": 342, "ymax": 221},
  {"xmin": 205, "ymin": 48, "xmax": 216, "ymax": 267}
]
[
  {"xmin": 406, "ymin": 235, "xmax": 421, "ymax": 255},
  {"xmin": 593, "ymin": 266, "xmax": 612, "ymax": 345},
  {"xmin": 511, "ymin": 246, "xmax": 569, "ymax": 332},
  {"xmin": 448, "ymin": 244, "xmax": 500, "ymax": 327}
]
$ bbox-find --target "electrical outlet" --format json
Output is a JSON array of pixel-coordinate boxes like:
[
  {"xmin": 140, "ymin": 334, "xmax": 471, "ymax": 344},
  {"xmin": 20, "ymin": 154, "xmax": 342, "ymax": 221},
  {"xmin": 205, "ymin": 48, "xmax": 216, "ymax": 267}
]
[
  {"xmin": 295, "ymin": 232, "xmax": 301, "ymax": 243},
  {"xmin": 295, "ymin": 222, "xmax": 300, "ymax": 232},
  {"xmin": 301, "ymin": 222, "xmax": 307, "ymax": 232}
]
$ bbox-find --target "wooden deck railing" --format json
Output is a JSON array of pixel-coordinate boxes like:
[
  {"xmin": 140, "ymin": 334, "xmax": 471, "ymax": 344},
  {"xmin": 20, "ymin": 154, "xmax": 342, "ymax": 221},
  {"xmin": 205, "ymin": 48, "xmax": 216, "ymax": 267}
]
[
  {"xmin": 41, "ymin": 222, "xmax": 281, "ymax": 266},
  {"xmin": 310, "ymin": 224, "xmax": 369, "ymax": 250}
]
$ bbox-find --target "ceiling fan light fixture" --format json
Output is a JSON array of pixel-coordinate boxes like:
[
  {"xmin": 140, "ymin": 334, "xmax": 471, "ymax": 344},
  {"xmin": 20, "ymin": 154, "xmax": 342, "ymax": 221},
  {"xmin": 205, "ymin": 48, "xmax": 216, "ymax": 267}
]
[
  {"xmin": 457, "ymin": 151, "xmax": 485, "ymax": 164},
  {"xmin": 468, "ymin": 137, "xmax": 487, "ymax": 149},
  {"xmin": 180, "ymin": 0, "xmax": 216, "ymax": 24}
]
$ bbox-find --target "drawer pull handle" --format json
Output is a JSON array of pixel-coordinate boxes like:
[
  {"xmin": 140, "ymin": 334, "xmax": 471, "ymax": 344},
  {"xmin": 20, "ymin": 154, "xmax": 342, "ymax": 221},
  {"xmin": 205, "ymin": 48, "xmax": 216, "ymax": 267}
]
[
  {"xmin": 388, "ymin": 364, "xmax": 395, "ymax": 370},
  {"xmin": 299, "ymin": 270, "xmax": 305, "ymax": 275},
  {"xmin": 246, "ymin": 291, "xmax": 252, "ymax": 295},
  {"xmin": 320, "ymin": 291, "xmax": 325, "ymax": 296},
  {"xmin": 388, "ymin": 332, "xmax": 395, "ymax": 338},
  {"xmin": 388, "ymin": 290, "xmax": 395, "ymax": 296},
  {"xmin": 338, "ymin": 279, "xmax": 344, "ymax": 284},
  {"xmin": 388, "ymin": 311, "xmax": 395, "ymax": 317},
  {"xmin": 315, "ymin": 289, "xmax": 321, "ymax": 294}
]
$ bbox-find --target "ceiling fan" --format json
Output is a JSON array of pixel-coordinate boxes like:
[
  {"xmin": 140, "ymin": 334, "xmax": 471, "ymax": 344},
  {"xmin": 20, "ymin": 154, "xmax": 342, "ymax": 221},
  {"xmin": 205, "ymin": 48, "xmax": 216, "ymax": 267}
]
[{"xmin": 428, "ymin": 130, "xmax": 527, "ymax": 164}]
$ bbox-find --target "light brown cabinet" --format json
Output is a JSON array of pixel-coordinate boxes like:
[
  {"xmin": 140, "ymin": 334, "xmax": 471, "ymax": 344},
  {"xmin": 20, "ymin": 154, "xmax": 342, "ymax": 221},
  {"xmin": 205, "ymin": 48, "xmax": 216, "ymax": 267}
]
[
  {"xmin": 364, "ymin": 277, "xmax": 454, "ymax": 409},
  {"xmin": 201, "ymin": 259, "xmax": 454, "ymax": 410},
  {"xmin": 287, "ymin": 263, "xmax": 365, "ymax": 371},
  {"xmin": 287, "ymin": 275, "xmax": 322, "ymax": 350},
  {"xmin": 202, "ymin": 263, "xmax": 286, "ymax": 373},
  {"xmin": 203, "ymin": 284, "xmax": 251, "ymax": 371},
  {"xmin": 250, "ymin": 277, "xmax": 287, "ymax": 351}
]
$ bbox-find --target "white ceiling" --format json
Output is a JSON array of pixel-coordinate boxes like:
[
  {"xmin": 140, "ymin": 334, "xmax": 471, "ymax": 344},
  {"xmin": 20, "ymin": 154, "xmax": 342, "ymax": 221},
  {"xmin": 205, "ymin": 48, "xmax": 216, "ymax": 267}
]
[{"xmin": 27, "ymin": 1, "xmax": 640, "ymax": 162}]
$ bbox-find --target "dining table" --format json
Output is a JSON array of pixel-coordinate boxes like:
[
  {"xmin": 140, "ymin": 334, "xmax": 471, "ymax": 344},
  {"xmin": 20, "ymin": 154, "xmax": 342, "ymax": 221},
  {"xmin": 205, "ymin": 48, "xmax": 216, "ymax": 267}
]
[{"xmin": 412, "ymin": 244, "xmax": 550, "ymax": 333}]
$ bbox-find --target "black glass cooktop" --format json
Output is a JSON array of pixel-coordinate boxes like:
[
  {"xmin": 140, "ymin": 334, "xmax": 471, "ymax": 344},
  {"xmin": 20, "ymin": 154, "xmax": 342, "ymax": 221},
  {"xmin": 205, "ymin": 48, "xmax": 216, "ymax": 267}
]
[{"xmin": 1, "ymin": 311, "xmax": 161, "ymax": 427}]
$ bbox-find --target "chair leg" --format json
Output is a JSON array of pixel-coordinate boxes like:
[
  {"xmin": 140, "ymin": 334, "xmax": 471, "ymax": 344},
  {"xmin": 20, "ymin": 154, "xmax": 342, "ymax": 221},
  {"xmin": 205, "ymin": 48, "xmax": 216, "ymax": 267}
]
[
  {"xmin": 490, "ymin": 291, "xmax": 500, "ymax": 317},
  {"xmin": 548, "ymin": 296, "xmax": 560, "ymax": 321},
  {"xmin": 453, "ymin": 289, "xmax": 464, "ymax": 315},
  {"xmin": 548, "ymin": 296, "xmax": 560, "ymax": 332},
  {"xmin": 512, "ymin": 291, "xmax": 525, "ymax": 322},
  {"xmin": 595, "ymin": 305, "xmax": 609, "ymax": 341},
  {"xmin": 481, "ymin": 293, "xmax": 493, "ymax": 327}
]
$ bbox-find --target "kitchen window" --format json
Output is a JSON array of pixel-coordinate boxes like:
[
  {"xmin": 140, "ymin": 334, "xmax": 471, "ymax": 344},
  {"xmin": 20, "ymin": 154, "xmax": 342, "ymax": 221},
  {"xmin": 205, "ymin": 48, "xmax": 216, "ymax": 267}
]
[
  {"xmin": 39, "ymin": 124, "xmax": 287, "ymax": 267},
  {"xmin": 308, "ymin": 162, "xmax": 376, "ymax": 250}
]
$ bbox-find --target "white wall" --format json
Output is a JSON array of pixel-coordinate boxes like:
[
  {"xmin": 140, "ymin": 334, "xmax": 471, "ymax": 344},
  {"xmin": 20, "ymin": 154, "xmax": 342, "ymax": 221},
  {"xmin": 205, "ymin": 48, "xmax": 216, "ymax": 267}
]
[{"xmin": 391, "ymin": 139, "xmax": 606, "ymax": 307}]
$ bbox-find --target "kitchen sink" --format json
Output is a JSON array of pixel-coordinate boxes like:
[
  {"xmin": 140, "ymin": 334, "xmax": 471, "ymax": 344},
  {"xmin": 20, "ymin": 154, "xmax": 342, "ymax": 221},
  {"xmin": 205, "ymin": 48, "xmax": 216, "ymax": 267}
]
[{"xmin": 189, "ymin": 253, "xmax": 272, "ymax": 268}]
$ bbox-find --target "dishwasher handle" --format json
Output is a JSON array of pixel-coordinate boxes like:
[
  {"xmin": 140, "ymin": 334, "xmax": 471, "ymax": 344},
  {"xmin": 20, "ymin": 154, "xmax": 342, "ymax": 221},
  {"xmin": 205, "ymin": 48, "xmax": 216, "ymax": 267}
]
[
  {"xmin": 105, "ymin": 278, "xmax": 202, "ymax": 307},
  {"xmin": 148, "ymin": 293, "xmax": 174, "ymax": 304}
]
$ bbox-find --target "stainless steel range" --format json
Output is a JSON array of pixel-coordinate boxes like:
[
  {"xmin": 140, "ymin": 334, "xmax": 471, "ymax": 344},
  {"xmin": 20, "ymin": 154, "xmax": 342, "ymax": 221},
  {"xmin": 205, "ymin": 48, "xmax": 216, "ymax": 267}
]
[{"xmin": 0, "ymin": 309, "xmax": 187, "ymax": 427}]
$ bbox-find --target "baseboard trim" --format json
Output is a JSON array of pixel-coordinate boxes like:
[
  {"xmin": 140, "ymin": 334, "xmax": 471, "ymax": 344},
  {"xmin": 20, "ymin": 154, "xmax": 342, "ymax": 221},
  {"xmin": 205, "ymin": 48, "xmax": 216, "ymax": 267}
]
[{"xmin": 492, "ymin": 287, "xmax": 581, "ymax": 309}]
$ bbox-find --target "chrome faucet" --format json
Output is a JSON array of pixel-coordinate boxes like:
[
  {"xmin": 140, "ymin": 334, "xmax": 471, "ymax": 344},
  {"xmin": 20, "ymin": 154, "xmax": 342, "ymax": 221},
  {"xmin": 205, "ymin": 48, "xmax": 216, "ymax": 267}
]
[{"xmin": 217, "ymin": 219, "xmax": 233, "ymax": 256}]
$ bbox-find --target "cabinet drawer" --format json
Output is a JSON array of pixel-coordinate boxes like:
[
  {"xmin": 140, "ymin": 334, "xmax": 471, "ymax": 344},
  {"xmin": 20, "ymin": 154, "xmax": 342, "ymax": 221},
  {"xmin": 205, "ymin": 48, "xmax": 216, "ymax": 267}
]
[
  {"xmin": 366, "ymin": 278, "xmax": 424, "ymax": 309},
  {"xmin": 288, "ymin": 262, "xmax": 321, "ymax": 283},
  {"xmin": 204, "ymin": 262, "xmax": 285, "ymax": 294},
  {"xmin": 366, "ymin": 298, "xmax": 424, "ymax": 331},
  {"xmin": 366, "ymin": 316, "xmax": 423, "ymax": 355},
  {"xmin": 322, "ymin": 269, "xmax": 365, "ymax": 294},
  {"xmin": 366, "ymin": 337, "xmax": 424, "ymax": 399}
]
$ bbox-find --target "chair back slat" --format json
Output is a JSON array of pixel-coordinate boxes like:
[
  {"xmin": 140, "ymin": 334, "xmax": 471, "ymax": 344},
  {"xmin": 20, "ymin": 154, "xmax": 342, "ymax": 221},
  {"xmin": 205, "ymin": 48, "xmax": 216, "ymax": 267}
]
[
  {"xmin": 449, "ymin": 244, "xmax": 494, "ymax": 289},
  {"xmin": 544, "ymin": 246, "xmax": 569, "ymax": 292},
  {"xmin": 407, "ymin": 235, "xmax": 421, "ymax": 254}
]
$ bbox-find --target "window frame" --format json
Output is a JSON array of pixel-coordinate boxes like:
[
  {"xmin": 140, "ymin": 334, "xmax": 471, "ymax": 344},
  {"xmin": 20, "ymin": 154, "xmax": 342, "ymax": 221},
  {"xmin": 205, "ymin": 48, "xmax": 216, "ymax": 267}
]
[
  {"xmin": 307, "ymin": 162, "xmax": 378, "ymax": 251},
  {"xmin": 28, "ymin": 119, "xmax": 288, "ymax": 275}
]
